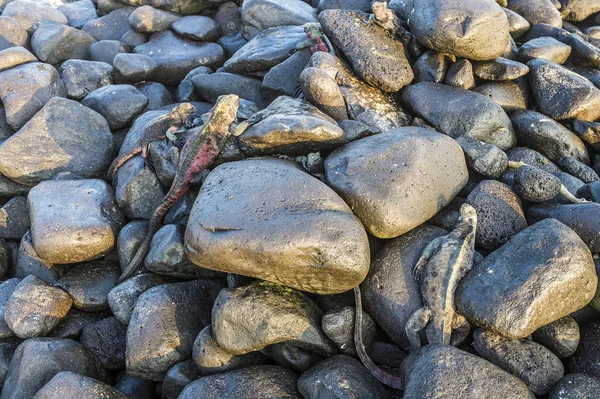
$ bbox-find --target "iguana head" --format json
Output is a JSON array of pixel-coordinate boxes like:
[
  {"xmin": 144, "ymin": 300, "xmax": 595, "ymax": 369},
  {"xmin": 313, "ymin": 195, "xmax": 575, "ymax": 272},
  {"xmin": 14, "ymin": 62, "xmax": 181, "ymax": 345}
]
[
  {"xmin": 371, "ymin": 1, "xmax": 391, "ymax": 22},
  {"xmin": 303, "ymin": 22, "xmax": 323, "ymax": 40},
  {"xmin": 172, "ymin": 102, "xmax": 196, "ymax": 121}
]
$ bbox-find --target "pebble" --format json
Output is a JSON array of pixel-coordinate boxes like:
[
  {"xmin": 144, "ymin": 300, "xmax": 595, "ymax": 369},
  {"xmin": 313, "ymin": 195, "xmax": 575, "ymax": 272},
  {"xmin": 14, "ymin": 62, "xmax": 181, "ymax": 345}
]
[
  {"xmin": 49, "ymin": 309, "xmax": 111, "ymax": 339},
  {"xmin": 82, "ymin": 84, "xmax": 148, "ymax": 130},
  {"xmin": 532, "ymin": 316, "xmax": 580, "ymax": 359},
  {"xmin": 184, "ymin": 158, "xmax": 370, "ymax": 294},
  {"xmin": 57, "ymin": 0, "xmax": 97, "ymax": 29},
  {"xmin": 82, "ymin": 7, "xmax": 135, "ymax": 41},
  {"xmin": 113, "ymin": 53, "xmax": 157, "ymax": 83},
  {"xmin": 162, "ymin": 361, "xmax": 201, "ymax": 399},
  {"xmin": 128, "ymin": 5, "xmax": 180, "ymax": 33},
  {"xmin": 27, "ymin": 179, "xmax": 125, "ymax": 264},
  {"xmin": 0, "ymin": 47, "xmax": 35, "ymax": 73},
  {"xmin": 266, "ymin": 343, "xmax": 323, "ymax": 373},
  {"xmin": 80, "ymin": 317, "xmax": 127, "ymax": 370},
  {"xmin": 549, "ymin": 373, "xmax": 600, "ymax": 399},
  {"xmin": 211, "ymin": 281, "xmax": 337, "ymax": 356},
  {"xmin": 180, "ymin": 365, "xmax": 300, "ymax": 398},
  {"xmin": 32, "ymin": 371, "xmax": 128, "ymax": 399},
  {"xmin": 192, "ymin": 71, "xmax": 267, "ymax": 106},
  {"xmin": 3, "ymin": 275, "xmax": 72, "ymax": 339},
  {"xmin": 507, "ymin": 0, "xmax": 563, "ymax": 27},
  {"xmin": 171, "ymin": 15, "xmax": 220, "ymax": 42},
  {"xmin": 0, "ymin": 196, "xmax": 30, "ymax": 239},
  {"xmin": 213, "ymin": 2, "xmax": 240, "ymax": 35},
  {"xmin": 473, "ymin": 57, "xmax": 530, "ymax": 80},
  {"xmin": 321, "ymin": 305, "xmax": 376, "ymax": 356},
  {"xmin": 89, "ymin": 40, "xmax": 130, "ymax": 65},
  {"xmin": 518, "ymin": 36, "xmax": 572, "ymax": 64},
  {"xmin": 570, "ymin": 322, "xmax": 600, "ymax": 378},
  {"xmin": 31, "ymin": 24, "xmax": 96, "ymax": 65},
  {"xmin": 457, "ymin": 219, "xmax": 597, "ymax": 339},
  {"xmin": 473, "ymin": 329, "xmax": 564, "ymax": 395},
  {"xmin": 325, "ymin": 127, "xmax": 467, "ymax": 238},
  {"xmin": 59, "ymin": 60, "xmax": 114, "ymax": 100}
]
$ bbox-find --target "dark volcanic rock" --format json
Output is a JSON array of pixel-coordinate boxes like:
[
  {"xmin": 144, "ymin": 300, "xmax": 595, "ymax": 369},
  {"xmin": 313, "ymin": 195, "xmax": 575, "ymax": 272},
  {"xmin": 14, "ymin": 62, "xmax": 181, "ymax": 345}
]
[
  {"xmin": 570, "ymin": 322, "xmax": 600, "ymax": 378},
  {"xmin": 473, "ymin": 57, "xmax": 529, "ymax": 80},
  {"xmin": 240, "ymin": 0, "xmax": 316, "ymax": 39},
  {"xmin": 89, "ymin": 40, "xmax": 129, "ymax": 65},
  {"xmin": 178, "ymin": 365, "xmax": 301, "ymax": 399},
  {"xmin": 457, "ymin": 219, "xmax": 597, "ymax": 339},
  {"xmin": 162, "ymin": 360, "xmax": 201, "ymax": 399},
  {"xmin": 321, "ymin": 306, "xmax": 375, "ymax": 356},
  {"xmin": 82, "ymin": 84, "xmax": 148, "ymax": 130},
  {"xmin": 507, "ymin": 0, "xmax": 563, "ymax": 27},
  {"xmin": 171, "ymin": 16, "xmax": 220, "ymax": 42},
  {"xmin": 31, "ymin": 24, "xmax": 96, "ymax": 65},
  {"xmin": 59, "ymin": 60, "xmax": 114, "ymax": 101},
  {"xmin": 549, "ymin": 373, "xmax": 600, "ymax": 399},
  {"xmin": 403, "ymin": 82, "xmax": 516, "ymax": 150},
  {"xmin": 82, "ymin": 7, "xmax": 135, "ymax": 41},
  {"xmin": 192, "ymin": 72, "xmax": 267, "ymax": 106},
  {"xmin": 32, "ymin": 371, "xmax": 128, "ymax": 399},
  {"xmin": 319, "ymin": 9, "xmax": 413, "ymax": 92},
  {"xmin": 0, "ymin": 279, "xmax": 20, "ymax": 339},
  {"xmin": 514, "ymin": 165, "xmax": 562, "ymax": 202},
  {"xmin": 80, "ymin": 317, "xmax": 127, "ymax": 370},
  {"xmin": 518, "ymin": 37, "xmax": 572, "ymax": 64},
  {"xmin": 532, "ymin": 316, "xmax": 580, "ymax": 359},
  {"xmin": 298, "ymin": 354, "xmax": 391, "ymax": 399}
]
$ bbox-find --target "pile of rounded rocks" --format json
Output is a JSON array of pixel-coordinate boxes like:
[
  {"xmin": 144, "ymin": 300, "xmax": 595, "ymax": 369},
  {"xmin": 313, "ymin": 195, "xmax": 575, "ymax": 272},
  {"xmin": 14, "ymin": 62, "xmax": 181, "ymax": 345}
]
[{"xmin": 2, "ymin": 0, "xmax": 600, "ymax": 397}]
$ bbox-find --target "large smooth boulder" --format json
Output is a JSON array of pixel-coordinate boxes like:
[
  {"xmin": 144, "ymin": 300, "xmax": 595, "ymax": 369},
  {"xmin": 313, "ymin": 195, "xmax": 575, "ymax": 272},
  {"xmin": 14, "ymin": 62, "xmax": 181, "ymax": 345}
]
[
  {"xmin": 184, "ymin": 158, "xmax": 370, "ymax": 295},
  {"xmin": 457, "ymin": 219, "xmax": 597, "ymax": 339},
  {"xmin": 325, "ymin": 127, "xmax": 467, "ymax": 238}
]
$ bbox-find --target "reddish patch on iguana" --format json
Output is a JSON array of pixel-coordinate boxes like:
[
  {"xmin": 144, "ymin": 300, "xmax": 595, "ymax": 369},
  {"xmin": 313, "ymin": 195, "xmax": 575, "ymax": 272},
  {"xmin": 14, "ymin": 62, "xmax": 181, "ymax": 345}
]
[
  {"xmin": 116, "ymin": 95, "xmax": 240, "ymax": 284},
  {"xmin": 107, "ymin": 102, "xmax": 196, "ymax": 180}
]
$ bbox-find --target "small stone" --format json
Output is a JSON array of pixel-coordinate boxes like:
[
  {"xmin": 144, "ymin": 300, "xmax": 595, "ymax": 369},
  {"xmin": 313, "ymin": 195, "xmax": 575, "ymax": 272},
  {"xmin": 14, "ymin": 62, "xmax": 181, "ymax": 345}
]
[
  {"xmin": 113, "ymin": 53, "xmax": 157, "ymax": 83},
  {"xmin": 171, "ymin": 16, "xmax": 220, "ymax": 42},
  {"xmin": 573, "ymin": 119, "xmax": 600, "ymax": 152},
  {"xmin": 0, "ymin": 47, "xmax": 35, "ymax": 72},
  {"xmin": 474, "ymin": 80, "xmax": 528, "ymax": 112},
  {"xmin": 57, "ymin": 0, "xmax": 97, "ymax": 29},
  {"xmin": 511, "ymin": 110, "xmax": 589, "ymax": 164},
  {"xmin": 178, "ymin": 365, "xmax": 300, "ymax": 398},
  {"xmin": 184, "ymin": 158, "xmax": 370, "ymax": 295},
  {"xmin": 0, "ymin": 98, "xmax": 114, "ymax": 185},
  {"xmin": 80, "ymin": 317, "xmax": 127, "ymax": 370},
  {"xmin": 0, "ymin": 278, "xmax": 20, "ymax": 339},
  {"xmin": 116, "ymin": 220, "xmax": 147, "ymax": 275},
  {"xmin": 507, "ymin": 0, "xmax": 563, "ymax": 27},
  {"xmin": 135, "ymin": 81, "xmax": 172, "ymax": 111},
  {"xmin": 192, "ymin": 72, "xmax": 267, "ymax": 106},
  {"xmin": 82, "ymin": 7, "xmax": 135, "ymax": 41},
  {"xmin": 33, "ymin": 371, "xmax": 128, "ymax": 399},
  {"xmin": 176, "ymin": 66, "xmax": 211, "ymax": 102},
  {"xmin": 0, "ymin": 62, "xmax": 67, "ymax": 130},
  {"xmin": 89, "ymin": 40, "xmax": 129, "ymax": 65},
  {"xmin": 466, "ymin": 180, "xmax": 527, "ymax": 250},
  {"xmin": 192, "ymin": 325, "xmax": 267, "ymax": 375},
  {"xmin": 212, "ymin": 281, "xmax": 336, "ymax": 356},
  {"xmin": 518, "ymin": 37, "xmax": 572, "ymax": 64},
  {"xmin": 120, "ymin": 30, "xmax": 147, "ymax": 48},
  {"xmin": 570, "ymin": 322, "xmax": 600, "ymax": 378},
  {"xmin": 133, "ymin": 30, "xmax": 224, "ymax": 86},
  {"xmin": 533, "ymin": 316, "xmax": 580, "ymax": 359},
  {"xmin": 0, "ymin": 16, "xmax": 27, "ymax": 51},
  {"xmin": 265, "ymin": 343, "xmax": 323, "ymax": 373},
  {"xmin": 298, "ymin": 355, "xmax": 391, "ymax": 399},
  {"xmin": 319, "ymin": 9, "xmax": 413, "ymax": 92},
  {"xmin": 217, "ymin": 32, "xmax": 247, "ymax": 58},
  {"xmin": 56, "ymin": 260, "xmax": 120, "ymax": 312},
  {"xmin": 325, "ymin": 127, "xmax": 467, "ymax": 238},
  {"xmin": 126, "ymin": 280, "xmax": 224, "ymax": 380},
  {"xmin": 413, "ymin": 50, "xmax": 451, "ymax": 83},
  {"xmin": 115, "ymin": 375, "xmax": 155, "ymax": 399},
  {"xmin": 14, "ymin": 231, "xmax": 67, "ymax": 284},
  {"xmin": 408, "ymin": 0, "xmax": 510, "ymax": 60},
  {"xmin": 128, "ymin": 5, "xmax": 180, "ymax": 33},
  {"xmin": 529, "ymin": 58, "xmax": 600, "ymax": 122},
  {"xmin": 0, "ymin": 196, "xmax": 29, "ymax": 239},
  {"xmin": 514, "ymin": 165, "xmax": 562, "ymax": 202},
  {"xmin": 445, "ymin": 58, "xmax": 476, "ymax": 89},
  {"xmin": 473, "ymin": 57, "xmax": 529, "ymax": 80},
  {"xmin": 4, "ymin": 275, "xmax": 72, "ymax": 339},
  {"xmin": 503, "ymin": 7, "xmax": 530, "ymax": 39},
  {"xmin": 28, "ymin": 179, "xmax": 124, "ymax": 264},
  {"xmin": 321, "ymin": 306, "xmax": 376, "ymax": 356},
  {"xmin": 263, "ymin": 48, "xmax": 311, "ymax": 98},
  {"xmin": 49, "ymin": 309, "xmax": 110, "ymax": 339},
  {"xmin": 560, "ymin": 0, "xmax": 600, "ymax": 21},
  {"xmin": 558, "ymin": 156, "xmax": 599, "ymax": 183},
  {"xmin": 213, "ymin": 2, "xmax": 240, "ymax": 36},
  {"xmin": 473, "ymin": 329, "xmax": 564, "ymax": 395},
  {"xmin": 241, "ymin": 0, "xmax": 316, "ymax": 39},
  {"xmin": 82, "ymin": 84, "xmax": 148, "ymax": 130},
  {"xmin": 162, "ymin": 361, "xmax": 201, "ymax": 399},
  {"xmin": 549, "ymin": 373, "xmax": 600, "ymax": 399},
  {"xmin": 59, "ymin": 60, "xmax": 113, "ymax": 101},
  {"xmin": 402, "ymin": 344, "xmax": 532, "ymax": 398},
  {"xmin": 456, "ymin": 136, "xmax": 509, "ymax": 178},
  {"xmin": 31, "ymin": 24, "xmax": 96, "ymax": 65},
  {"xmin": 457, "ymin": 219, "xmax": 597, "ymax": 339},
  {"xmin": 108, "ymin": 273, "xmax": 174, "ymax": 325},
  {"xmin": 403, "ymin": 82, "xmax": 516, "ymax": 150},
  {"xmin": 1, "ymin": 0, "xmax": 67, "ymax": 33}
]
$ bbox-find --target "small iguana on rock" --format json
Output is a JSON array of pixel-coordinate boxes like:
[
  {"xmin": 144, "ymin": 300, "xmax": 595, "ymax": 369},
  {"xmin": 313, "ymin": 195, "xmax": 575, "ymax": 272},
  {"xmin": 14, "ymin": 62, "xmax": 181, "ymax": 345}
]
[
  {"xmin": 116, "ymin": 95, "xmax": 240, "ymax": 284},
  {"xmin": 354, "ymin": 204, "xmax": 477, "ymax": 390},
  {"xmin": 369, "ymin": 1, "xmax": 404, "ymax": 37},
  {"xmin": 296, "ymin": 22, "xmax": 336, "ymax": 55},
  {"xmin": 107, "ymin": 102, "xmax": 196, "ymax": 180}
]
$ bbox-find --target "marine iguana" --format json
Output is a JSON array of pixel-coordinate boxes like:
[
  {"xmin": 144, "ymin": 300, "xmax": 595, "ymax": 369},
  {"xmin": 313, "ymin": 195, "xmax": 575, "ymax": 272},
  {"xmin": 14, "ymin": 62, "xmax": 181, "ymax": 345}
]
[
  {"xmin": 296, "ymin": 22, "xmax": 336, "ymax": 55},
  {"xmin": 107, "ymin": 102, "xmax": 196, "ymax": 180},
  {"xmin": 369, "ymin": 1, "xmax": 404, "ymax": 37},
  {"xmin": 116, "ymin": 95, "xmax": 240, "ymax": 284},
  {"xmin": 354, "ymin": 204, "xmax": 478, "ymax": 389}
]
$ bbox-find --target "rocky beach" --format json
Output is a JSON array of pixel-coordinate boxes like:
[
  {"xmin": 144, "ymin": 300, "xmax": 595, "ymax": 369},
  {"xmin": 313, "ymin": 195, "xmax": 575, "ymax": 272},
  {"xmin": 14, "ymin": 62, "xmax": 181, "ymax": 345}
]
[{"xmin": 1, "ymin": 0, "xmax": 600, "ymax": 397}]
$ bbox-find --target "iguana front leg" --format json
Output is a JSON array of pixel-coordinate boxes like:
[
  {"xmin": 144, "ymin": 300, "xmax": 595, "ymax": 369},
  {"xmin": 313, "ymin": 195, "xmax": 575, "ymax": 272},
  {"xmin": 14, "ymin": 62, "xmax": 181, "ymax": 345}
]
[{"xmin": 405, "ymin": 307, "xmax": 432, "ymax": 351}]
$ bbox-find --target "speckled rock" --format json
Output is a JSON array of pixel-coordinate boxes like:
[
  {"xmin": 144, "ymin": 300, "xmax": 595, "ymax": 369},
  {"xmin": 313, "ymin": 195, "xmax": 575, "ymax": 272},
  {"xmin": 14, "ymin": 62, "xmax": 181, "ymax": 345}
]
[
  {"xmin": 533, "ymin": 316, "xmax": 580, "ymax": 359},
  {"xmin": 171, "ymin": 16, "xmax": 220, "ymax": 42},
  {"xmin": 402, "ymin": 344, "xmax": 533, "ymax": 398},
  {"xmin": 184, "ymin": 158, "xmax": 370, "ymax": 295},
  {"xmin": 113, "ymin": 53, "xmax": 157, "ymax": 83},
  {"xmin": 89, "ymin": 40, "xmax": 129, "ymax": 65},
  {"xmin": 32, "ymin": 372, "xmax": 128, "ymax": 399},
  {"xmin": 49, "ymin": 309, "xmax": 110, "ymax": 339},
  {"xmin": 403, "ymin": 82, "xmax": 516, "ymax": 150},
  {"xmin": 80, "ymin": 317, "xmax": 127, "ymax": 370},
  {"xmin": 128, "ymin": 5, "xmax": 180, "ymax": 33},
  {"xmin": 0, "ymin": 98, "xmax": 114, "ymax": 185},
  {"xmin": 57, "ymin": 0, "xmax": 97, "ymax": 29},
  {"xmin": 473, "ymin": 57, "xmax": 529, "ymax": 80},
  {"xmin": 31, "ymin": 24, "xmax": 96, "ymax": 65},
  {"xmin": 162, "ymin": 361, "xmax": 200, "ymax": 399},
  {"xmin": 59, "ymin": 60, "xmax": 114, "ymax": 100},
  {"xmin": 570, "ymin": 322, "xmax": 600, "ymax": 378},
  {"xmin": 325, "ymin": 127, "xmax": 467, "ymax": 238},
  {"xmin": 298, "ymin": 354, "xmax": 391, "ymax": 399},
  {"xmin": 28, "ymin": 179, "xmax": 125, "ymax": 264},
  {"xmin": 1, "ymin": 0, "xmax": 68, "ymax": 33},
  {"xmin": 0, "ymin": 16, "xmax": 27, "ymax": 51},
  {"xmin": 408, "ymin": 0, "xmax": 510, "ymax": 60},
  {"xmin": 457, "ymin": 219, "xmax": 597, "ymax": 339},
  {"xmin": 518, "ymin": 37, "xmax": 572, "ymax": 64},
  {"xmin": 456, "ymin": 136, "xmax": 509, "ymax": 178},
  {"xmin": 0, "ymin": 196, "xmax": 29, "ymax": 239},
  {"xmin": 549, "ymin": 373, "xmax": 600, "ymax": 399},
  {"xmin": 126, "ymin": 279, "xmax": 224, "ymax": 380},
  {"xmin": 0, "ymin": 62, "xmax": 66, "ymax": 131},
  {"xmin": 192, "ymin": 72, "xmax": 267, "ymax": 106},
  {"xmin": 507, "ymin": 0, "xmax": 562, "ymax": 27},
  {"xmin": 4, "ymin": 275, "xmax": 72, "ymax": 339},
  {"xmin": 319, "ymin": 9, "xmax": 413, "ymax": 92},
  {"xmin": 321, "ymin": 306, "xmax": 376, "ymax": 356},
  {"xmin": 473, "ymin": 329, "xmax": 564, "ymax": 395},
  {"xmin": 82, "ymin": 7, "xmax": 135, "ymax": 41},
  {"xmin": 0, "ymin": 47, "xmax": 35, "ymax": 72},
  {"xmin": 211, "ymin": 281, "xmax": 336, "ymax": 356},
  {"xmin": 0, "ymin": 279, "xmax": 20, "ymax": 339}
]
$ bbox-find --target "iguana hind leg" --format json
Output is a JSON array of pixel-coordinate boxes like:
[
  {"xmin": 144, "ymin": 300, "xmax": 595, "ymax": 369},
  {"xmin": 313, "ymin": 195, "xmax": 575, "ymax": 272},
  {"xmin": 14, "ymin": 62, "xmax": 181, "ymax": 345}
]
[
  {"xmin": 413, "ymin": 236, "xmax": 445, "ymax": 281},
  {"xmin": 405, "ymin": 307, "xmax": 432, "ymax": 351}
]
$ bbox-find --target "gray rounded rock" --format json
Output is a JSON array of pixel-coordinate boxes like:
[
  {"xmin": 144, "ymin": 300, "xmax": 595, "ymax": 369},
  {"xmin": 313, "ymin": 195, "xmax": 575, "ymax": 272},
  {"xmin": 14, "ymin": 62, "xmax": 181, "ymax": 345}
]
[
  {"xmin": 518, "ymin": 37, "xmax": 572, "ymax": 64},
  {"xmin": 298, "ymin": 354, "xmax": 391, "ymax": 399},
  {"xmin": 0, "ymin": 16, "xmax": 27, "ymax": 51},
  {"xmin": 82, "ymin": 84, "xmax": 148, "ymax": 130},
  {"xmin": 408, "ymin": 0, "xmax": 510, "ymax": 60},
  {"xmin": 456, "ymin": 136, "xmax": 509, "ymax": 178},
  {"xmin": 325, "ymin": 127, "xmax": 468, "ymax": 238},
  {"xmin": 473, "ymin": 57, "xmax": 529, "ymax": 80},
  {"xmin": 80, "ymin": 317, "xmax": 126, "ymax": 370},
  {"xmin": 0, "ymin": 46, "xmax": 36, "ymax": 73},
  {"xmin": 241, "ymin": 0, "xmax": 316, "ymax": 39},
  {"xmin": 49, "ymin": 309, "xmax": 111, "ymax": 339},
  {"xmin": 0, "ymin": 278, "xmax": 20, "ymax": 339},
  {"xmin": 128, "ymin": 5, "xmax": 180, "ymax": 33},
  {"xmin": 514, "ymin": 165, "xmax": 562, "ymax": 202},
  {"xmin": 89, "ymin": 40, "xmax": 129, "ymax": 65},
  {"xmin": 0, "ymin": 196, "xmax": 30, "ymax": 240},
  {"xmin": 32, "ymin": 371, "xmax": 128, "ymax": 399},
  {"xmin": 402, "ymin": 82, "xmax": 516, "ymax": 150},
  {"xmin": 549, "ymin": 373, "xmax": 600, "ymax": 399},
  {"xmin": 532, "ymin": 316, "xmax": 580, "ymax": 359},
  {"xmin": 31, "ymin": 24, "xmax": 96, "ymax": 65},
  {"xmin": 473, "ymin": 80, "xmax": 528, "ymax": 112},
  {"xmin": 558, "ymin": 156, "xmax": 599, "ymax": 183},
  {"xmin": 171, "ymin": 15, "xmax": 220, "ymax": 42},
  {"xmin": 457, "ymin": 219, "xmax": 597, "ymax": 339},
  {"xmin": 113, "ymin": 53, "xmax": 157, "ymax": 83},
  {"xmin": 570, "ymin": 322, "xmax": 600, "ymax": 378},
  {"xmin": 57, "ymin": 0, "xmax": 97, "ymax": 29},
  {"xmin": 162, "ymin": 360, "xmax": 201, "ymax": 399},
  {"xmin": 59, "ymin": 60, "xmax": 114, "ymax": 100},
  {"xmin": 445, "ymin": 58, "xmax": 476, "ymax": 89},
  {"xmin": 507, "ymin": 0, "xmax": 563, "ymax": 27},
  {"xmin": 473, "ymin": 329, "xmax": 564, "ymax": 395},
  {"xmin": 321, "ymin": 305, "xmax": 376, "ymax": 356},
  {"xmin": 192, "ymin": 72, "xmax": 267, "ymax": 106},
  {"xmin": 2, "ymin": 0, "xmax": 67, "ymax": 33},
  {"xmin": 82, "ymin": 7, "xmax": 135, "ymax": 41},
  {"xmin": 265, "ymin": 343, "xmax": 323, "ymax": 373}
]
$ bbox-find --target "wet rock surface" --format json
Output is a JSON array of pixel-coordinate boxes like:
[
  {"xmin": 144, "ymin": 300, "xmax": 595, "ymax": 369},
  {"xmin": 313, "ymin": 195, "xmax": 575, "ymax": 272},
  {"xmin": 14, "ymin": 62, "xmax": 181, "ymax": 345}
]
[{"xmin": 2, "ymin": 0, "xmax": 600, "ymax": 396}]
